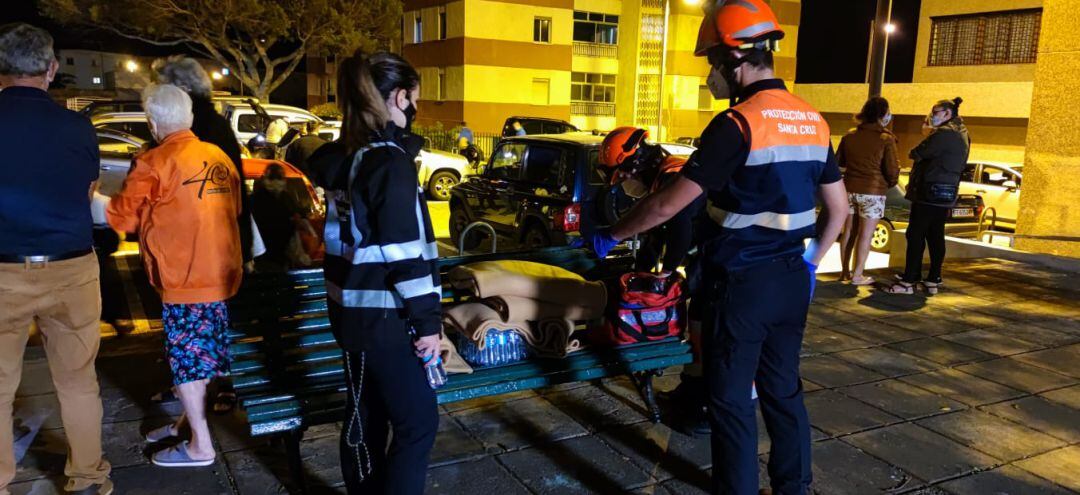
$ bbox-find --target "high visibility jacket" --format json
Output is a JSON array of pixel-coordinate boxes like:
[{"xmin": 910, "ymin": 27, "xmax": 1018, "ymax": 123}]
[{"xmin": 704, "ymin": 88, "xmax": 832, "ymax": 269}]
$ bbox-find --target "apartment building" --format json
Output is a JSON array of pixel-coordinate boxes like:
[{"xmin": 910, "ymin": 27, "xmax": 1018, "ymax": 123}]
[
  {"xmin": 795, "ymin": 0, "xmax": 1043, "ymax": 165},
  {"xmin": 400, "ymin": 0, "xmax": 800, "ymax": 140}
]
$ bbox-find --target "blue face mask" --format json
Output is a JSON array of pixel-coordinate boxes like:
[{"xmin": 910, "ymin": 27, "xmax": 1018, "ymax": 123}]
[
  {"xmin": 881, "ymin": 113, "xmax": 893, "ymax": 126},
  {"xmin": 930, "ymin": 110, "xmax": 947, "ymax": 127}
]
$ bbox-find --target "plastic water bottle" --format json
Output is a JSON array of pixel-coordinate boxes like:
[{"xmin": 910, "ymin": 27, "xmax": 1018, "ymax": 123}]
[{"xmin": 422, "ymin": 353, "xmax": 448, "ymax": 389}]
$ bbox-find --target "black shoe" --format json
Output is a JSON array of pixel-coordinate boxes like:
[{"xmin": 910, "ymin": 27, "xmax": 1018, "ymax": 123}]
[
  {"xmin": 69, "ymin": 479, "xmax": 114, "ymax": 495},
  {"xmin": 676, "ymin": 406, "xmax": 712, "ymax": 437}
]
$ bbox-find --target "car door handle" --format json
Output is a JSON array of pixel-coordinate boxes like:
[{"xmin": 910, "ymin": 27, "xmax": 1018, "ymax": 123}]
[{"xmin": 976, "ymin": 189, "xmax": 987, "ymax": 194}]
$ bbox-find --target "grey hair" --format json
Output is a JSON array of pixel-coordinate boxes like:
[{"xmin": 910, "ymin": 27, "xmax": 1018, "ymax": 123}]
[
  {"xmin": 152, "ymin": 55, "xmax": 212, "ymax": 99},
  {"xmin": 0, "ymin": 23, "xmax": 55, "ymax": 77},
  {"xmin": 142, "ymin": 83, "xmax": 194, "ymax": 136}
]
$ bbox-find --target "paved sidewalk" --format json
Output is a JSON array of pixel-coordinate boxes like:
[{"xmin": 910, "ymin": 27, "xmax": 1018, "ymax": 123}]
[{"xmin": 6, "ymin": 258, "xmax": 1079, "ymax": 494}]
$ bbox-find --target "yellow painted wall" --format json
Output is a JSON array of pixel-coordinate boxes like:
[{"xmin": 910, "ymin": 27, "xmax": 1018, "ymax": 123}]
[
  {"xmin": 574, "ymin": 0, "xmax": 621, "ymax": 15},
  {"xmin": 570, "ymin": 115, "xmax": 617, "ymax": 131},
  {"xmin": 794, "ymin": 82, "xmax": 1034, "ymax": 119},
  {"xmin": 913, "ymin": 0, "xmax": 1043, "ymax": 83},
  {"xmin": 465, "ymin": 0, "xmax": 574, "ymax": 44},
  {"xmin": 572, "ymin": 56, "xmax": 620, "ymax": 74},
  {"xmin": 463, "ymin": 65, "xmax": 571, "ymax": 105}
]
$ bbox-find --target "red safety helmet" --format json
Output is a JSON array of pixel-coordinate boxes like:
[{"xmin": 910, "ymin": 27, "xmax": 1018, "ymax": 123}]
[
  {"xmin": 695, "ymin": 0, "xmax": 785, "ymax": 57},
  {"xmin": 599, "ymin": 127, "xmax": 649, "ymax": 168}
]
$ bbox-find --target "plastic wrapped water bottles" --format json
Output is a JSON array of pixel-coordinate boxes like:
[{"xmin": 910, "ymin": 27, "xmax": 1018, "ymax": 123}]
[{"xmin": 454, "ymin": 329, "xmax": 530, "ymax": 368}]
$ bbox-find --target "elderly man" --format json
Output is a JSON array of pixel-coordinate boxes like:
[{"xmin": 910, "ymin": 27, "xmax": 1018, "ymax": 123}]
[
  {"xmin": 107, "ymin": 84, "xmax": 242, "ymax": 468},
  {"xmin": 0, "ymin": 24, "xmax": 113, "ymax": 495}
]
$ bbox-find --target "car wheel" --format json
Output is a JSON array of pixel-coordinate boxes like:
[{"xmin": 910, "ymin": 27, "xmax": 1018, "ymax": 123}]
[
  {"xmin": 449, "ymin": 207, "xmax": 480, "ymax": 252},
  {"xmin": 870, "ymin": 220, "xmax": 892, "ymax": 253},
  {"xmin": 427, "ymin": 171, "xmax": 459, "ymax": 202},
  {"xmin": 522, "ymin": 223, "xmax": 551, "ymax": 249}
]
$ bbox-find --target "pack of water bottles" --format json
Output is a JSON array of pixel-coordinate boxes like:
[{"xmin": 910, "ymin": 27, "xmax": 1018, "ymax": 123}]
[{"xmin": 453, "ymin": 329, "xmax": 531, "ymax": 368}]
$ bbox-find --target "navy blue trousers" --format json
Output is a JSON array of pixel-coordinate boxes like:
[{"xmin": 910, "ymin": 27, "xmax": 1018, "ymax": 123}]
[
  {"xmin": 340, "ymin": 338, "xmax": 438, "ymax": 495},
  {"xmin": 702, "ymin": 257, "xmax": 812, "ymax": 495}
]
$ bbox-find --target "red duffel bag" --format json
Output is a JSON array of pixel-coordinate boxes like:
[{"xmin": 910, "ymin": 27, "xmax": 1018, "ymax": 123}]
[{"xmin": 594, "ymin": 272, "xmax": 686, "ymax": 346}]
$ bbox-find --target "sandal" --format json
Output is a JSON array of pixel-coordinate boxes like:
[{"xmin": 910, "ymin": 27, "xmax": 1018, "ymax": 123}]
[
  {"xmin": 151, "ymin": 442, "xmax": 215, "ymax": 468},
  {"xmin": 883, "ymin": 280, "xmax": 915, "ymax": 294},
  {"xmin": 212, "ymin": 392, "xmax": 237, "ymax": 415},
  {"xmin": 145, "ymin": 423, "xmax": 179, "ymax": 443},
  {"xmin": 922, "ymin": 280, "xmax": 943, "ymax": 295},
  {"xmin": 851, "ymin": 275, "xmax": 875, "ymax": 286}
]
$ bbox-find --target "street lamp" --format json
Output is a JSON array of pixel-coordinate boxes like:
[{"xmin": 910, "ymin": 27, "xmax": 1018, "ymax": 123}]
[
  {"xmin": 211, "ymin": 71, "xmax": 223, "ymax": 81},
  {"xmin": 124, "ymin": 60, "xmax": 138, "ymax": 73},
  {"xmin": 682, "ymin": 0, "xmax": 701, "ymax": 6},
  {"xmin": 884, "ymin": 23, "xmax": 897, "ymax": 34}
]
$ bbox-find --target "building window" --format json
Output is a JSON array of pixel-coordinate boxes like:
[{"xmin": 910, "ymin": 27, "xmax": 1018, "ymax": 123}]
[
  {"xmin": 573, "ymin": 11, "xmax": 618, "ymax": 45},
  {"xmin": 531, "ymin": 78, "xmax": 550, "ymax": 105},
  {"xmin": 571, "ymin": 72, "xmax": 616, "ymax": 116},
  {"xmin": 413, "ymin": 13, "xmax": 423, "ymax": 44},
  {"xmin": 439, "ymin": 7, "xmax": 447, "ymax": 40},
  {"xmin": 698, "ymin": 85, "xmax": 712, "ymax": 111},
  {"xmin": 65, "ymin": 57, "xmax": 74, "ymax": 65},
  {"xmin": 92, "ymin": 76, "xmax": 102, "ymax": 85},
  {"xmin": 437, "ymin": 69, "xmax": 447, "ymax": 101},
  {"xmin": 534, "ymin": 17, "xmax": 551, "ymax": 44},
  {"xmin": 928, "ymin": 9, "xmax": 1042, "ymax": 66}
]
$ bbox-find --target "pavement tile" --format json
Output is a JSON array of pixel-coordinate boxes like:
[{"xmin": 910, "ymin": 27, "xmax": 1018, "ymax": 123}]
[
  {"xmin": 426, "ymin": 456, "xmax": 530, "ymax": 495},
  {"xmin": 939, "ymin": 329, "xmax": 1045, "ymax": 357},
  {"xmin": 656, "ymin": 474, "xmax": 712, "ymax": 494},
  {"xmin": 544, "ymin": 382, "xmax": 649, "ymax": 433},
  {"xmin": 498, "ymin": 435, "xmax": 655, "ymax": 493},
  {"xmin": 799, "ymin": 355, "xmax": 887, "ymax": 389},
  {"xmin": 11, "ymin": 427, "xmax": 67, "ymax": 483},
  {"xmin": 431, "ymin": 415, "xmax": 486, "ymax": 466},
  {"xmin": 101, "ymin": 420, "xmax": 154, "ymax": 469},
  {"xmin": 809, "ymin": 439, "xmax": 922, "ymax": 494},
  {"xmin": 805, "ymin": 306, "xmax": 866, "ymax": 327},
  {"xmin": 955, "ymin": 358, "xmax": 1077, "ymax": 393},
  {"xmin": 802, "ymin": 378, "xmax": 823, "ymax": 392},
  {"xmin": 917, "ymin": 410, "xmax": 1066, "ymax": 462},
  {"xmin": 15, "ymin": 359, "xmax": 56, "ymax": 398},
  {"xmin": 1012, "ymin": 345, "xmax": 1080, "ymax": 379},
  {"xmin": 451, "ymin": 396, "xmax": 589, "ymax": 452},
  {"xmin": 937, "ymin": 308, "xmax": 1012, "ymax": 329},
  {"xmin": 108, "ymin": 461, "xmax": 235, "ymax": 494},
  {"xmin": 5, "ymin": 476, "xmax": 65, "ymax": 495},
  {"xmin": 223, "ymin": 447, "xmax": 293, "ymax": 495},
  {"xmin": 1040, "ymin": 385, "xmax": 1080, "ymax": 411},
  {"xmin": 597, "ymin": 421, "xmax": 712, "ymax": 483},
  {"xmin": 804, "ymin": 390, "xmax": 900, "ymax": 436},
  {"xmin": 819, "ymin": 298, "xmax": 905, "ymax": 320},
  {"xmin": 991, "ymin": 322, "xmax": 1080, "ymax": 347},
  {"xmin": 922, "ymin": 293, "xmax": 997, "ymax": 311},
  {"xmin": 441, "ymin": 390, "xmax": 538, "ymax": 413},
  {"xmin": 981, "ymin": 397, "xmax": 1080, "ymax": 444},
  {"xmin": 880, "ymin": 314, "xmax": 976, "ymax": 336},
  {"xmin": 886, "ymin": 338, "xmax": 994, "ymax": 366},
  {"xmin": 937, "ymin": 464, "xmax": 1075, "ymax": 495},
  {"xmin": 840, "ymin": 379, "xmax": 964, "ymax": 420},
  {"xmin": 826, "ymin": 320, "xmax": 925, "ymax": 345},
  {"xmin": 1005, "ymin": 300, "xmax": 1080, "ymax": 321},
  {"xmin": 832, "ymin": 347, "xmax": 938, "ymax": 377},
  {"xmin": 1013, "ymin": 446, "xmax": 1080, "ymax": 492},
  {"xmin": 843, "ymin": 423, "xmax": 998, "ymax": 483},
  {"xmin": 899, "ymin": 368, "xmax": 1024, "ymax": 407},
  {"xmin": 801, "ymin": 327, "xmax": 873, "ymax": 354},
  {"xmin": 1028, "ymin": 316, "xmax": 1080, "ymax": 335}
]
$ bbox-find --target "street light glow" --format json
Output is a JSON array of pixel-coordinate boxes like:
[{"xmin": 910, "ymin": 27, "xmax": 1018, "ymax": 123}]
[
  {"xmin": 124, "ymin": 60, "xmax": 138, "ymax": 72},
  {"xmin": 682, "ymin": 0, "xmax": 701, "ymax": 5},
  {"xmin": 884, "ymin": 23, "xmax": 897, "ymax": 34},
  {"xmin": 221, "ymin": 67, "xmax": 230, "ymax": 76},
  {"xmin": 212, "ymin": 71, "xmax": 223, "ymax": 80}
]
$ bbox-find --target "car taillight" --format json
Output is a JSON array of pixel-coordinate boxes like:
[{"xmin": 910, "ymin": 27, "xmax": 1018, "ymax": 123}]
[
  {"xmin": 555, "ymin": 203, "xmax": 581, "ymax": 232},
  {"xmin": 975, "ymin": 202, "xmax": 984, "ymax": 220}
]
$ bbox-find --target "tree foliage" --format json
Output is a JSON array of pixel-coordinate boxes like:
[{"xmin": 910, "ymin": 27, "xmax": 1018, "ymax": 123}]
[{"xmin": 40, "ymin": 0, "xmax": 401, "ymax": 101}]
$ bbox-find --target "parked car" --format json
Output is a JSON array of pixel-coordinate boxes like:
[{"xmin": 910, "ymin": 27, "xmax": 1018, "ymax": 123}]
[
  {"xmin": 417, "ymin": 146, "xmax": 474, "ymax": 201},
  {"xmin": 500, "ymin": 117, "xmax": 579, "ymax": 138},
  {"xmin": 874, "ymin": 172, "xmax": 984, "ymax": 253},
  {"xmin": 92, "ymin": 112, "xmax": 156, "ymax": 143},
  {"xmin": 659, "ymin": 142, "xmax": 696, "ymax": 157},
  {"xmin": 78, "ymin": 100, "xmax": 143, "ymax": 119},
  {"xmin": 96, "ymin": 129, "xmax": 145, "ymax": 197},
  {"xmin": 959, "ymin": 161, "xmax": 1021, "ymax": 231},
  {"xmin": 674, "ymin": 136, "xmax": 701, "ymax": 147},
  {"xmin": 223, "ymin": 101, "xmax": 323, "ymax": 144},
  {"xmin": 449, "ymin": 133, "xmax": 611, "ymax": 251}
]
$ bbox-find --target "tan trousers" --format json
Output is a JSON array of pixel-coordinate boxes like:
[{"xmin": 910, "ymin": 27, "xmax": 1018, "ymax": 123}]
[{"xmin": 0, "ymin": 253, "xmax": 110, "ymax": 492}]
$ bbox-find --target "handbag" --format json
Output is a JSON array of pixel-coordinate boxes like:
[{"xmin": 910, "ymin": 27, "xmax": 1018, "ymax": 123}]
[
  {"xmin": 921, "ymin": 182, "xmax": 958, "ymax": 204},
  {"xmin": 595, "ymin": 272, "xmax": 686, "ymax": 346}
]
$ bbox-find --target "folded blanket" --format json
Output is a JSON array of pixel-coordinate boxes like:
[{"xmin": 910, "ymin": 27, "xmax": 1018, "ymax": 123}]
[
  {"xmin": 528, "ymin": 319, "xmax": 587, "ymax": 358},
  {"xmin": 448, "ymin": 260, "xmax": 606, "ymax": 311},
  {"xmin": 484, "ymin": 295, "xmax": 601, "ymax": 323},
  {"xmin": 443, "ymin": 302, "xmax": 581, "ymax": 357},
  {"xmin": 439, "ymin": 331, "xmax": 473, "ymax": 374}
]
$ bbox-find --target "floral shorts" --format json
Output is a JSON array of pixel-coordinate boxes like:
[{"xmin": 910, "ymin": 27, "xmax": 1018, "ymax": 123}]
[
  {"xmin": 848, "ymin": 193, "xmax": 886, "ymax": 219},
  {"xmin": 162, "ymin": 302, "xmax": 231, "ymax": 386}
]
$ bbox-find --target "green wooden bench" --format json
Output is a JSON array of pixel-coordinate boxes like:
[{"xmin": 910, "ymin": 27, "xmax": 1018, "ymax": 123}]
[{"xmin": 226, "ymin": 247, "xmax": 692, "ymax": 492}]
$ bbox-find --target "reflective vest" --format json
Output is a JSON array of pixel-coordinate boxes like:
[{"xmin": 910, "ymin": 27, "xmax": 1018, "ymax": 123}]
[{"xmin": 704, "ymin": 88, "xmax": 831, "ymax": 269}]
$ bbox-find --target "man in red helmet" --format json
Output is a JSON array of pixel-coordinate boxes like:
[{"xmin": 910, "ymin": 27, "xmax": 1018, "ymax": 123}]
[{"xmin": 586, "ymin": 1, "xmax": 849, "ymax": 493}]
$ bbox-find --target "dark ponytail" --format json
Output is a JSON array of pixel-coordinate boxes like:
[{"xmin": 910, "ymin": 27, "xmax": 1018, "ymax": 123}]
[
  {"xmin": 337, "ymin": 49, "xmax": 420, "ymax": 153},
  {"xmin": 935, "ymin": 97, "xmax": 963, "ymax": 118}
]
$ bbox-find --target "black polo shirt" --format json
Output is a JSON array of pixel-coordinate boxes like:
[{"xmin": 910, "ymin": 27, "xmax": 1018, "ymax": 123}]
[{"xmin": 0, "ymin": 86, "xmax": 99, "ymax": 256}]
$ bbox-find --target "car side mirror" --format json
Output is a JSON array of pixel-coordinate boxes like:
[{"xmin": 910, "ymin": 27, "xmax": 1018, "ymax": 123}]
[{"xmin": 1002, "ymin": 180, "xmax": 1018, "ymax": 190}]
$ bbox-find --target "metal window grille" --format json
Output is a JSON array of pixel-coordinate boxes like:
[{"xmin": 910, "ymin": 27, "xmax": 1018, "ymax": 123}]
[
  {"xmin": 928, "ymin": 9, "xmax": 1041, "ymax": 66},
  {"xmin": 573, "ymin": 42, "xmax": 618, "ymax": 58}
]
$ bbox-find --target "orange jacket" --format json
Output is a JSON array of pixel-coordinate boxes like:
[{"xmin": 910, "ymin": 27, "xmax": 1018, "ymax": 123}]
[{"xmin": 107, "ymin": 130, "xmax": 243, "ymax": 304}]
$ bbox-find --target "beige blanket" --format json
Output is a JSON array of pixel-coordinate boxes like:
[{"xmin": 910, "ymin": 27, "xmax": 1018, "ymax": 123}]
[
  {"xmin": 443, "ymin": 301, "xmax": 583, "ymax": 358},
  {"xmin": 484, "ymin": 295, "xmax": 601, "ymax": 323},
  {"xmin": 439, "ymin": 331, "xmax": 473, "ymax": 374},
  {"xmin": 448, "ymin": 260, "xmax": 606, "ymax": 311}
]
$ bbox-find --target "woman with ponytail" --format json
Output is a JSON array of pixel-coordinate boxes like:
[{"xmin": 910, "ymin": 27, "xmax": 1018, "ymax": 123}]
[
  {"xmin": 886, "ymin": 97, "xmax": 970, "ymax": 295},
  {"xmin": 309, "ymin": 50, "xmax": 439, "ymax": 494}
]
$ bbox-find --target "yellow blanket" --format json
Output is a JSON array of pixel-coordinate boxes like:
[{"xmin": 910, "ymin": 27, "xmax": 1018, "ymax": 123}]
[{"xmin": 448, "ymin": 260, "xmax": 607, "ymax": 311}]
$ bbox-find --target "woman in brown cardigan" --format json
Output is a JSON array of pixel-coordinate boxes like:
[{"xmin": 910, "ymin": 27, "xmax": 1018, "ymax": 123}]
[{"xmin": 837, "ymin": 97, "xmax": 900, "ymax": 285}]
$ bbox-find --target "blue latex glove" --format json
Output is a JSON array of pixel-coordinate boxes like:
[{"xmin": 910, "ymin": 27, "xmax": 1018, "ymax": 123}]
[
  {"xmin": 587, "ymin": 229, "xmax": 620, "ymax": 258},
  {"xmin": 803, "ymin": 258, "xmax": 818, "ymax": 302}
]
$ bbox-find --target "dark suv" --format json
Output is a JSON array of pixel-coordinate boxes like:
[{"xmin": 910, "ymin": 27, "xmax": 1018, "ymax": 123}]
[
  {"xmin": 501, "ymin": 117, "xmax": 579, "ymax": 138},
  {"xmin": 449, "ymin": 134, "xmax": 608, "ymax": 251}
]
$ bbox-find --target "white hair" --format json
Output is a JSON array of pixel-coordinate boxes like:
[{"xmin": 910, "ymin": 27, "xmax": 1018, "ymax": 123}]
[
  {"xmin": 152, "ymin": 55, "xmax": 213, "ymax": 99},
  {"xmin": 142, "ymin": 83, "xmax": 193, "ymax": 136}
]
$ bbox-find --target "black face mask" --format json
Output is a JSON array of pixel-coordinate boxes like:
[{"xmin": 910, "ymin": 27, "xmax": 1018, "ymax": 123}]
[{"xmin": 401, "ymin": 100, "xmax": 417, "ymax": 133}]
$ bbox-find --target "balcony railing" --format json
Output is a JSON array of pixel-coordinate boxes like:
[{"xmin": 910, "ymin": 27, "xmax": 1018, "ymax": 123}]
[
  {"xmin": 571, "ymin": 101, "xmax": 616, "ymax": 117},
  {"xmin": 573, "ymin": 42, "xmax": 618, "ymax": 58}
]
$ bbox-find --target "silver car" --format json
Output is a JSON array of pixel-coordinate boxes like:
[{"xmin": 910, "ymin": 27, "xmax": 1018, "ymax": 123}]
[{"xmin": 96, "ymin": 129, "xmax": 144, "ymax": 197}]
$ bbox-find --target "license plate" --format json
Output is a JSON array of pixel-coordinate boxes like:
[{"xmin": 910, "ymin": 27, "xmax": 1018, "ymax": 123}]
[{"xmin": 951, "ymin": 208, "xmax": 973, "ymax": 218}]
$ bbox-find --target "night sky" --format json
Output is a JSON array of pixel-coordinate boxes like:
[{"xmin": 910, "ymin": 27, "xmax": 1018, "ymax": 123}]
[{"xmin": 797, "ymin": 0, "xmax": 923, "ymax": 83}]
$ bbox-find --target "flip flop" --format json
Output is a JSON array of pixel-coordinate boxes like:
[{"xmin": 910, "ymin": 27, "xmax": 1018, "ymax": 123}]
[
  {"xmin": 882, "ymin": 281, "xmax": 915, "ymax": 294},
  {"xmin": 151, "ymin": 442, "xmax": 215, "ymax": 468},
  {"xmin": 145, "ymin": 424, "xmax": 178, "ymax": 443},
  {"xmin": 851, "ymin": 276, "xmax": 875, "ymax": 286}
]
